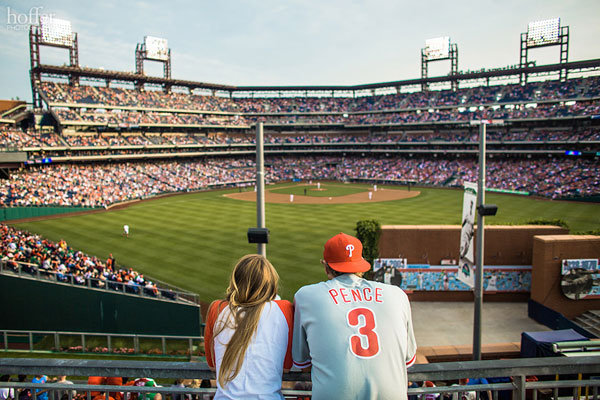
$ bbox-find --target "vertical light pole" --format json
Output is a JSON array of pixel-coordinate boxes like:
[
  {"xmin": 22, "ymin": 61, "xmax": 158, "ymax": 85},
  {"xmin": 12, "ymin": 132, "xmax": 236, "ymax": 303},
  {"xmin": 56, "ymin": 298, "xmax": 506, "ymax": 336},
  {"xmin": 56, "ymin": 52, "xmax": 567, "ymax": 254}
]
[
  {"xmin": 471, "ymin": 119, "xmax": 500, "ymax": 361},
  {"xmin": 473, "ymin": 121, "xmax": 486, "ymax": 361},
  {"xmin": 256, "ymin": 123, "xmax": 266, "ymax": 257}
]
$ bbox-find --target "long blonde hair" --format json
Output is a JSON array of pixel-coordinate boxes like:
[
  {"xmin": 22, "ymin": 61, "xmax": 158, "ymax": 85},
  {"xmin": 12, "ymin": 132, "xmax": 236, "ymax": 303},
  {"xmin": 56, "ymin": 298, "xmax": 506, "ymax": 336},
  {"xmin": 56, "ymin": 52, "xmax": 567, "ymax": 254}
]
[{"xmin": 213, "ymin": 254, "xmax": 279, "ymax": 388}]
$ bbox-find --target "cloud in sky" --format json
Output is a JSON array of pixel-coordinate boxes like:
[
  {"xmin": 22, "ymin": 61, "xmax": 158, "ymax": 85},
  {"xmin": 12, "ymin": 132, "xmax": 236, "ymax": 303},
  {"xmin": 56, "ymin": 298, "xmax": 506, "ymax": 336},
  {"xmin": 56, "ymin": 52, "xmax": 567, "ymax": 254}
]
[{"xmin": 1, "ymin": 0, "xmax": 599, "ymax": 101}]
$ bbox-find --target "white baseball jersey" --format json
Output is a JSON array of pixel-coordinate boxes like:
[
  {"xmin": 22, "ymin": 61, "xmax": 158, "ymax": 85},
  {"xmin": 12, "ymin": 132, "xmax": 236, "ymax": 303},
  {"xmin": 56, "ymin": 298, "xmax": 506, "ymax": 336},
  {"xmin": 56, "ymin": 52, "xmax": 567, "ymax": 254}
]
[
  {"xmin": 292, "ymin": 274, "xmax": 417, "ymax": 400},
  {"xmin": 205, "ymin": 300, "xmax": 293, "ymax": 400}
]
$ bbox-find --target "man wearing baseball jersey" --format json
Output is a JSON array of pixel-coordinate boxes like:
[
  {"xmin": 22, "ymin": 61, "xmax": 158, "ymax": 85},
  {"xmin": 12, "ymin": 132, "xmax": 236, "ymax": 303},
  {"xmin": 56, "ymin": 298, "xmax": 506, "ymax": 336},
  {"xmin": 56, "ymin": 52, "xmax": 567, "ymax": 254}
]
[{"xmin": 292, "ymin": 232, "xmax": 417, "ymax": 400}]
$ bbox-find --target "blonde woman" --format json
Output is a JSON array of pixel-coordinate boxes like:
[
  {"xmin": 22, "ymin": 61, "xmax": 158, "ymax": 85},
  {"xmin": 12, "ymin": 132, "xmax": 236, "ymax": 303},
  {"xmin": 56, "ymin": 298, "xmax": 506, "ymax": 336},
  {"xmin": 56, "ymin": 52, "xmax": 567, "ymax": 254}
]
[{"xmin": 204, "ymin": 254, "xmax": 293, "ymax": 399}]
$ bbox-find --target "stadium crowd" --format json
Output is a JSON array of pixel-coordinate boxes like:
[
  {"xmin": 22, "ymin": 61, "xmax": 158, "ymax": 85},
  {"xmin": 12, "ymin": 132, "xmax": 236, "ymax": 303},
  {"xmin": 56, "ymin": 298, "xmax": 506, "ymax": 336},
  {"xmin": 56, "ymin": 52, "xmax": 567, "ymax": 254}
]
[
  {"xmin": 48, "ymin": 99, "xmax": 600, "ymax": 127},
  {"xmin": 0, "ymin": 224, "xmax": 172, "ymax": 298},
  {"xmin": 37, "ymin": 75, "xmax": 600, "ymax": 128},
  {"xmin": 40, "ymin": 76, "xmax": 600, "ymax": 114},
  {"xmin": 0, "ymin": 126, "xmax": 63, "ymax": 148},
  {"xmin": 1, "ymin": 155, "xmax": 598, "ymax": 208},
  {"xmin": 0, "ymin": 159, "xmax": 255, "ymax": 207},
  {"xmin": 4, "ymin": 124, "xmax": 600, "ymax": 151}
]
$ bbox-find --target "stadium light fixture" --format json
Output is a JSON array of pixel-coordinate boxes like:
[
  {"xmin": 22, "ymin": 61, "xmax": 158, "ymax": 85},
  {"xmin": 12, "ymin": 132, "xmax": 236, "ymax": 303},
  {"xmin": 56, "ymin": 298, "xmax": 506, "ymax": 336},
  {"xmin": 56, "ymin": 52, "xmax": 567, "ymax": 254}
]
[
  {"xmin": 527, "ymin": 18, "xmax": 560, "ymax": 47},
  {"xmin": 136, "ymin": 36, "xmax": 172, "ymax": 81},
  {"xmin": 424, "ymin": 37, "xmax": 450, "ymax": 60},
  {"xmin": 421, "ymin": 36, "xmax": 458, "ymax": 91},
  {"xmin": 520, "ymin": 17, "xmax": 568, "ymax": 83},
  {"xmin": 145, "ymin": 36, "xmax": 169, "ymax": 61},
  {"xmin": 40, "ymin": 16, "xmax": 73, "ymax": 47}
]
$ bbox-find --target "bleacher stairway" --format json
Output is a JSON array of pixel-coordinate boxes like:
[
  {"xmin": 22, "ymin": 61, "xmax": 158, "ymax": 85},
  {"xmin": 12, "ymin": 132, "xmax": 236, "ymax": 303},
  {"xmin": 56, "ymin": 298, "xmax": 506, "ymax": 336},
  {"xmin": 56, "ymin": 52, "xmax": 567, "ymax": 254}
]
[{"xmin": 573, "ymin": 310, "xmax": 600, "ymax": 338}]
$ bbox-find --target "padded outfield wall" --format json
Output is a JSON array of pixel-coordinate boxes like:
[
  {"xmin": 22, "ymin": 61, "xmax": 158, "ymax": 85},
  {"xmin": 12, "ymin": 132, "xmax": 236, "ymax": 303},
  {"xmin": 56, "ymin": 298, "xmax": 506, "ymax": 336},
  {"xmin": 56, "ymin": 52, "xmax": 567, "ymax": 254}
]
[
  {"xmin": 378, "ymin": 225, "xmax": 569, "ymax": 301},
  {"xmin": 0, "ymin": 206, "xmax": 97, "ymax": 221},
  {"xmin": 0, "ymin": 275, "xmax": 202, "ymax": 336},
  {"xmin": 379, "ymin": 225, "xmax": 569, "ymax": 265},
  {"xmin": 531, "ymin": 235, "xmax": 600, "ymax": 319}
]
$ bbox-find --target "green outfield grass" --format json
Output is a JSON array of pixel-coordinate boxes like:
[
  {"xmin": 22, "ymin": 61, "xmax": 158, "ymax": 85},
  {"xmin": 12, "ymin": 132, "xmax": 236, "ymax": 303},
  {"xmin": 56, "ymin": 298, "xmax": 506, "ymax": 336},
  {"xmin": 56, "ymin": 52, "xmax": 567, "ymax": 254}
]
[
  {"xmin": 270, "ymin": 183, "xmax": 368, "ymax": 197},
  {"xmin": 12, "ymin": 183, "xmax": 600, "ymax": 303}
]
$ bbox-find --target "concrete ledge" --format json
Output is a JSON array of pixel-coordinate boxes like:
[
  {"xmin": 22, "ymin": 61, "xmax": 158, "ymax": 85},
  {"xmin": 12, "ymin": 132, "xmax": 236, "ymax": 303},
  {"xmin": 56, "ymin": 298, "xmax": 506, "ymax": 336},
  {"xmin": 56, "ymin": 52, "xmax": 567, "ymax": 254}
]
[{"xmin": 417, "ymin": 342, "xmax": 521, "ymax": 363}]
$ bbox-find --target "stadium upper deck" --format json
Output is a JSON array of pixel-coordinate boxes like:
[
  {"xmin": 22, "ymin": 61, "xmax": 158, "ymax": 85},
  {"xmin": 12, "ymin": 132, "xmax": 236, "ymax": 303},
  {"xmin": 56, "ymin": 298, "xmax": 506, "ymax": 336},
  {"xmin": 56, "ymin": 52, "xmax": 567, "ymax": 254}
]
[{"xmin": 39, "ymin": 77, "xmax": 600, "ymax": 130}]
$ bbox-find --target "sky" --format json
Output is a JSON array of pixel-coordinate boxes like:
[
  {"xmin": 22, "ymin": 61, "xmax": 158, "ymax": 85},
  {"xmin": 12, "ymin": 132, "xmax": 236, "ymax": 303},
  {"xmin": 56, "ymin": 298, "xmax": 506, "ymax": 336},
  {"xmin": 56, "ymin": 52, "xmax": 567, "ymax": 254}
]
[{"xmin": 1, "ymin": 0, "xmax": 599, "ymax": 102}]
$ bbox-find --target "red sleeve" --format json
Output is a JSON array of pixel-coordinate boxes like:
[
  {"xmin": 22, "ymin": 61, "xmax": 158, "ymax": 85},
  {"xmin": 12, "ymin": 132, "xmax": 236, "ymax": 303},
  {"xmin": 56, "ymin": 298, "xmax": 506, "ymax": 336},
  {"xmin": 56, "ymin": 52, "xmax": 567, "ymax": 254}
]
[
  {"xmin": 275, "ymin": 299, "xmax": 294, "ymax": 370},
  {"xmin": 204, "ymin": 300, "xmax": 228, "ymax": 368}
]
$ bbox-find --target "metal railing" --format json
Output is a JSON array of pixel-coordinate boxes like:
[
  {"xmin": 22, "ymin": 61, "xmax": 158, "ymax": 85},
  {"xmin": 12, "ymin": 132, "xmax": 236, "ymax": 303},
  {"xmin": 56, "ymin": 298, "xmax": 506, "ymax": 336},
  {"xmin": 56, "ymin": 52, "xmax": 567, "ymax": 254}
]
[
  {"xmin": 2, "ymin": 329, "xmax": 204, "ymax": 356},
  {"xmin": 0, "ymin": 260, "xmax": 199, "ymax": 305},
  {"xmin": 0, "ymin": 356, "xmax": 599, "ymax": 399}
]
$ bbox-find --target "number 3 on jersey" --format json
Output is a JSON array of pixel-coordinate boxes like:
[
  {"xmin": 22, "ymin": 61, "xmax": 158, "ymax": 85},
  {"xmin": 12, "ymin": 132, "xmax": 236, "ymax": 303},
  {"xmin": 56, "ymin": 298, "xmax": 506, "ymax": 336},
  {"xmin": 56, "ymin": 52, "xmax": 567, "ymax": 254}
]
[{"xmin": 347, "ymin": 307, "xmax": 380, "ymax": 358}]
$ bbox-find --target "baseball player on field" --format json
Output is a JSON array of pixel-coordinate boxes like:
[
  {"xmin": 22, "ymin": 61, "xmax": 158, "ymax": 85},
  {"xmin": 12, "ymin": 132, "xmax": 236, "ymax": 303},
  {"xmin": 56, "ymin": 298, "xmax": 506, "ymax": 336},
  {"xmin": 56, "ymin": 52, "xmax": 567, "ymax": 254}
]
[{"xmin": 292, "ymin": 232, "xmax": 417, "ymax": 400}]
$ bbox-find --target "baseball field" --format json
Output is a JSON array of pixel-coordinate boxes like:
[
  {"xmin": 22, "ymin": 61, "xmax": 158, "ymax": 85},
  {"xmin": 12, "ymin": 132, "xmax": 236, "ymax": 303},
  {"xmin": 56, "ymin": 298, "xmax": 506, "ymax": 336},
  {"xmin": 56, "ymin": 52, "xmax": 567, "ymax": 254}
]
[{"xmin": 11, "ymin": 182, "xmax": 600, "ymax": 303}]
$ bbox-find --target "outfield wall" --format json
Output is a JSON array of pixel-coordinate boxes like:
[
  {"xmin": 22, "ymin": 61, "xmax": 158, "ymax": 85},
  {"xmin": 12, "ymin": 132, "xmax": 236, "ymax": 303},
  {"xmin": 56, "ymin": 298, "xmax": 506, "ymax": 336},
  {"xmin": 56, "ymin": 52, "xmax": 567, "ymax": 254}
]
[
  {"xmin": 0, "ymin": 275, "xmax": 202, "ymax": 336},
  {"xmin": 531, "ymin": 235, "xmax": 600, "ymax": 319},
  {"xmin": 0, "ymin": 206, "xmax": 96, "ymax": 221},
  {"xmin": 379, "ymin": 225, "xmax": 569, "ymax": 265}
]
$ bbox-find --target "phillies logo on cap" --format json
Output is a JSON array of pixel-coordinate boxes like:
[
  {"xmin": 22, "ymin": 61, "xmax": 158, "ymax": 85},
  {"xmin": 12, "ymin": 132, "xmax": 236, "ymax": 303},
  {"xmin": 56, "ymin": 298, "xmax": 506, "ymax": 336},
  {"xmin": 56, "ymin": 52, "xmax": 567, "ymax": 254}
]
[
  {"xmin": 324, "ymin": 232, "xmax": 371, "ymax": 273},
  {"xmin": 346, "ymin": 244, "xmax": 354, "ymax": 257}
]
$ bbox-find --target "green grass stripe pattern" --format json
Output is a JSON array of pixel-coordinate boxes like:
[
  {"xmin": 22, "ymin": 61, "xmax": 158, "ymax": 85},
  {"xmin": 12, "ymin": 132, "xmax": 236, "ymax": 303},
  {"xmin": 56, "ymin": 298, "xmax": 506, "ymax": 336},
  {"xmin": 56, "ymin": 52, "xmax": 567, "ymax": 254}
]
[{"xmin": 13, "ymin": 184, "xmax": 600, "ymax": 303}]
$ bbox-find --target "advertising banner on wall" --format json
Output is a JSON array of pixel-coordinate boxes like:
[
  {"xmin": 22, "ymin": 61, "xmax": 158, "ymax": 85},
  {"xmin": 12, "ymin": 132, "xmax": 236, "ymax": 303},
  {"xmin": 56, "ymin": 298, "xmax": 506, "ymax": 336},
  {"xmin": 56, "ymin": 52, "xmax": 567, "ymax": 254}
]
[{"xmin": 458, "ymin": 182, "xmax": 477, "ymax": 288}]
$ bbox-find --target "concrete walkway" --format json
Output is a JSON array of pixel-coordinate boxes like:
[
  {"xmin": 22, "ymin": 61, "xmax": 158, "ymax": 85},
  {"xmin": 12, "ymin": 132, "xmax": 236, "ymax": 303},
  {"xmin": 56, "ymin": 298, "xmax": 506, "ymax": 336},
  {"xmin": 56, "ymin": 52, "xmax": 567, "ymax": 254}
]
[{"xmin": 411, "ymin": 301, "xmax": 550, "ymax": 347}]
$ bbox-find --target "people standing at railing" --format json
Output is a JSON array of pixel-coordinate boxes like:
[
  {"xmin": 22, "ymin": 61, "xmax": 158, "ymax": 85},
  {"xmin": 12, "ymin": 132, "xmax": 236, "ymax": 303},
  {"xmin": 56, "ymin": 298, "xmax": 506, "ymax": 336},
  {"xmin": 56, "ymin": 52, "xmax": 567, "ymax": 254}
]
[
  {"xmin": 104, "ymin": 376, "xmax": 123, "ymax": 400},
  {"xmin": 421, "ymin": 381, "xmax": 439, "ymax": 400},
  {"xmin": 87, "ymin": 376, "xmax": 105, "ymax": 399},
  {"xmin": 169, "ymin": 379, "xmax": 190, "ymax": 400},
  {"xmin": 127, "ymin": 377, "xmax": 162, "ymax": 400},
  {"xmin": 31, "ymin": 375, "xmax": 49, "ymax": 400},
  {"xmin": 292, "ymin": 232, "xmax": 417, "ymax": 400},
  {"xmin": 50, "ymin": 375, "xmax": 75, "ymax": 400},
  {"xmin": 17, "ymin": 375, "xmax": 31, "ymax": 400},
  {"xmin": 0, "ymin": 375, "xmax": 14, "ymax": 400},
  {"xmin": 204, "ymin": 254, "xmax": 293, "ymax": 400},
  {"xmin": 450, "ymin": 378, "xmax": 476, "ymax": 400},
  {"xmin": 465, "ymin": 377, "xmax": 492, "ymax": 400}
]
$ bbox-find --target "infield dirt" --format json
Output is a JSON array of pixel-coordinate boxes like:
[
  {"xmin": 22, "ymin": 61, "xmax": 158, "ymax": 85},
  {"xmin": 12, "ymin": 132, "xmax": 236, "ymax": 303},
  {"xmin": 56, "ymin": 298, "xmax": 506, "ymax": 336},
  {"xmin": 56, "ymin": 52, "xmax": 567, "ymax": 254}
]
[{"xmin": 224, "ymin": 185, "xmax": 420, "ymax": 204}]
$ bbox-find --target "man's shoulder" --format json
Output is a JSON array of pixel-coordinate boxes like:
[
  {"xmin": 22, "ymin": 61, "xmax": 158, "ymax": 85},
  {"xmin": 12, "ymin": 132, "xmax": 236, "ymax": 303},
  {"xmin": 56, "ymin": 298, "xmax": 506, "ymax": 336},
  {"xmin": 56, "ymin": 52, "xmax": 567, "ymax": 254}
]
[
  {"xmin": 371, "ymin": 279, "xmax": 407, "ymax": 291},
  {"xmin": 293, "ymin": 280, "xmax": 329, "ymax": 302},
  {"xmin": 368, "ymin": 279, "xmax": 411, "ymax": 304},
  {"xmin": 295, "ymin": 280, "xmax": 327, "ymax": 294}
]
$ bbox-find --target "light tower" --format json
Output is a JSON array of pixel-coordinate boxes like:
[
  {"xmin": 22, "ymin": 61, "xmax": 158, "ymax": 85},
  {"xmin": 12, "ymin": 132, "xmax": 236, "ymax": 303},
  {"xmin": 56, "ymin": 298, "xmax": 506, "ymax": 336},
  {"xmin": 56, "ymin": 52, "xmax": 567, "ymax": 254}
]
[
  {"xmin": 29, "ymin": 17, "xmax": 78, "ymax": 109},
  {"xmin": 519, "ymin": 18, "xmax": 569, "ymax": 84},
  {"xmin": 135, "ymin": 36, "xmax": 172, "ymax": 91},
  {"xmin": 421, "ymin": 37, "xmax": 458, "ymax": 91}
]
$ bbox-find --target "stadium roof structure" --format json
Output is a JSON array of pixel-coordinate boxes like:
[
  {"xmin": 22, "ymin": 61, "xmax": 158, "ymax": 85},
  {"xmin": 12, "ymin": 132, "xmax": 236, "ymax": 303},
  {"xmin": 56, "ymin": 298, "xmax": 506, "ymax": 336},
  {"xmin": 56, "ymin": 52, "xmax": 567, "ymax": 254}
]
[{"xmin": 34, "ymin": 58, "xmax": 600, "ymax": 97}]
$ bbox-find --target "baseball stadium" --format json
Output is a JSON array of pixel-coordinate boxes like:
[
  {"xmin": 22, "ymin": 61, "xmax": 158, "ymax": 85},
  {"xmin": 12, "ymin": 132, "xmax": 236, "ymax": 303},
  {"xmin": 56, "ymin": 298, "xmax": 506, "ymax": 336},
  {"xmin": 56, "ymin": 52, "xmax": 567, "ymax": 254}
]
[{"xmin": 0, "ymin": 4, "xmax": 599, "ymax": 399}]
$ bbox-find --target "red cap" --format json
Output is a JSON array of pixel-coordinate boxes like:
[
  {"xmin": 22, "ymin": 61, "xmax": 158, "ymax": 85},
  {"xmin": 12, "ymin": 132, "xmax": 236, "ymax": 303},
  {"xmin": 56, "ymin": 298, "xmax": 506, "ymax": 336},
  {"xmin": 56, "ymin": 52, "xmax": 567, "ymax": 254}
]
[{"xmin": 323, "ymin": 232, "xmax": 371, "ymax": 273}]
